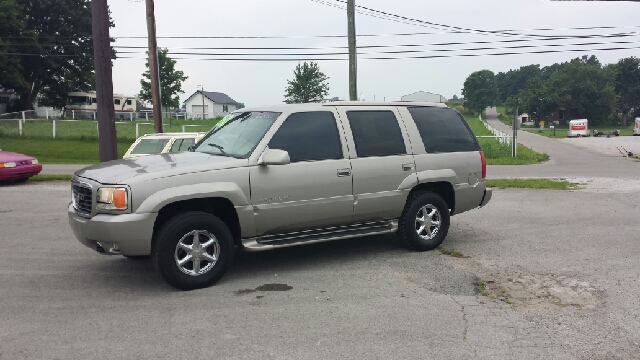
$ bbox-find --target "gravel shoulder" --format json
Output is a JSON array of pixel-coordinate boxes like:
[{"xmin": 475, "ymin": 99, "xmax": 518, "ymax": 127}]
[{"xmin": 560, "ymin": 135, "xmax": 640, "ymax": 158}]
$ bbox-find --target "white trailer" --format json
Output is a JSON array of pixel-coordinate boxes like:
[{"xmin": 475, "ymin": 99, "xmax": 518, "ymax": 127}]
[
  {"xmin": 634, "ymin": 118, "xmax": 639, "ymax": 136},
  {"xmin": 567, "ymin": 119, "xmax": 589, "ymax": 137},
  {"xmin": 65, "ymin": 91, "xmax": 137, "ymax": 119}
]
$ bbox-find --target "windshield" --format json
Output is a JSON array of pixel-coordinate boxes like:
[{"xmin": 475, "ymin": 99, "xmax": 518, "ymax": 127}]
[
  {"xmin": 67, "ymin": 96, "xmax": 90, "ymax": 106},
  {"xmin": 129, "ymin": 138, "xmax": 171, "ymax": 155},
  {"xmin": 194, "ymin": 111, "xmax": 281, "ymax": 158}
]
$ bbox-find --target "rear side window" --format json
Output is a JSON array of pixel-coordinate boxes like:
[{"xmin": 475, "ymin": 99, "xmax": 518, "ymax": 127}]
[
  {"xmin": 129, "ymin": 138, "xmax": 170, "ymax": 155},
  {"xmin": 268, "ymin": 111, "xmax": 343, "ymax": 162},
  {"xmin": 346, "ymin": 111, "xmax": 406, "ymax": 157},
  {"xmin": 170, "ymin": 138, "xmax": 195, "ymax": 152},
  {"xmin": 407, "ymin": 107, "xmax": 480, "ymax": 153}
]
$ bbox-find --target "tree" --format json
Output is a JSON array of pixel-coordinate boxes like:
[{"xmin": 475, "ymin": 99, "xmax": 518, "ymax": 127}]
[
  {"xmin": 139, "ymin": 48, "xmax": 188, "ymax": 111},
  {"xmin": 496, "ymin": 64, "xmax": 541, "ymax": 103},
  {"xmin": 284, "ymin": 62, "xmax": 329, "ymax": 103},
  {"xmin": 462, "ymin": 70, "xmax": 498, "ymax": 114},
  {"xmin": 236, "ymin": 102, "xmax": 245, "ymax": 109},
  {"xmin": 0, "ymin": 0, "xmax": 111, "ymax": 110},
  {"xmin": 612, "ymin": 57, "xmax": 640, "ymax": 126}
]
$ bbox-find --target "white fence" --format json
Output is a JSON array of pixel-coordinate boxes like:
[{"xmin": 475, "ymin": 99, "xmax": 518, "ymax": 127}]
[{"xmin": 476, "ymin": 115, "xmax": 512, "ymax": 145}]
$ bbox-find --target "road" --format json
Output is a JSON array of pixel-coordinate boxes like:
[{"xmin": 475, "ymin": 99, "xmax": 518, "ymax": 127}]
[
  {"xmin": 484, "ymin": 107, "xmax": 640, "ymax": 179},
  {"xmin": 1, "ymin": 182, "xmax": 639, "ymax": 359}
]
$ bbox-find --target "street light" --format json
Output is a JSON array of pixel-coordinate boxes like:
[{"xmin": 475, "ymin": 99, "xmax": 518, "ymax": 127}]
[{"xmin": 197, "ymin": 85, "xmax": 205, "ymax": 120}]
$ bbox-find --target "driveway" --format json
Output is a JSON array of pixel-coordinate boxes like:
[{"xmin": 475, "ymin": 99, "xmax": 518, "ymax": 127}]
[
  {"xmin": 485, "ymin": 107, "xmax": 640, "ymax": 179},
  {"xmin": 1, "ymin": 182, "xmax": 639, "ymax": 359}
]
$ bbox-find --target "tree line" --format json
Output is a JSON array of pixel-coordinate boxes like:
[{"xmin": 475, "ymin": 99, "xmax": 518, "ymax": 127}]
[{"xmin": 462, "ymin": 55, "xmax": 640, "ymax": 126}]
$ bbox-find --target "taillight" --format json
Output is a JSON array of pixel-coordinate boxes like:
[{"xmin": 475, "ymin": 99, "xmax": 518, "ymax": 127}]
[{"xmin": 479, "ymin": 151, "xmax": 486, "ymax": 178}]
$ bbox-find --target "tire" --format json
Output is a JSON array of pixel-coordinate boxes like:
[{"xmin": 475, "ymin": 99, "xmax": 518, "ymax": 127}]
[
  {"xmin": 151, "ymin": 211, "xmax": 234, "ymax": 290},
  {"xmin": 397, "ymin": 191, "xmax": 450, "ymax": 251},
  {"xmin": 14, "ymin": 177, "xmax": 29, "ymax": 183}
]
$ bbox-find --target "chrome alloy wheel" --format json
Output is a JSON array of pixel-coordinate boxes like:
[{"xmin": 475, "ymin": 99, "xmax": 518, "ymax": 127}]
[
  {"xmin": 415, "ymin": 204, "xmax": 441, "ymax": 240},
  {"xmin": 174, "ymin": 230, "xmax": 220, "ymax": 276}
]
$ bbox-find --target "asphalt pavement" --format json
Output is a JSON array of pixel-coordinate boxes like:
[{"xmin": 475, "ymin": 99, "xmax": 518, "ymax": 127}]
[{"xmin": 1, "ymin": 181, "xmax": 639, "ymax": 359}]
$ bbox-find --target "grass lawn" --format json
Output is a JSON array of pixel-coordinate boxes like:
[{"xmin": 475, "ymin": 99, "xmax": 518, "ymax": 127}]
[
  {"xmin": 0, "ymin": 118, "xmax": 221, "ymax": 141},
  {"xmin": 29, "ymin": 174, "xmax": 73, "ymax": 182},
  {"xmin": 464, "ymin": 115, "xmax": 549, "ymax": 165},
  {"xmin": 486, "ymin": 178, "xmax": 582, "ymax": 190},
  {"xmin": 0, "ymin": 138, "xmax": 131, "ymax": 164}
]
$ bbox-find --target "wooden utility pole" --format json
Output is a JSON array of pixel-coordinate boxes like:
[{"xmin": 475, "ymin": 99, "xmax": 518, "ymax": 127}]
[
  {"xmin": 91, "ymin": 0, "xmax": 118, "ymax": 162},
  {"xmin": 347, "ymin": 0, "xmax": 357, "ymax": 101},
  {"xmin": 145, "ymin": 0, "xmax": 163, "ymax": 133}
]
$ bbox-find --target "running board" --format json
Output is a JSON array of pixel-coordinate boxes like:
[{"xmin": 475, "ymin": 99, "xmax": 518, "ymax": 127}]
[{"xmin": 241, "ymin": 220, "xmax": 398, "ymax": 252}]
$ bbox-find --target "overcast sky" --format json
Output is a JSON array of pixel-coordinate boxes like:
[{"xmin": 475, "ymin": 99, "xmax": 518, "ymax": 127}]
[{"xmin": 109, "ymin": 0, "xmax": 639, "ymax": 107}]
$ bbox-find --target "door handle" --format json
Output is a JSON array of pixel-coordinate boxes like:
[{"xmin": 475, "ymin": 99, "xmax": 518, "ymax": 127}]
[
  {"xmin": 402, "ymin": 163, "xmax": 415, "ymax": 171},
  {"xmin": 337, "ymin": 168, "xmax": 351, "ymax": 177}
]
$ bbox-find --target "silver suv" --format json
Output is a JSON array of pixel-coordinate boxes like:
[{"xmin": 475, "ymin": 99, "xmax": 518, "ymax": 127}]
[{"xmin": 68, "ymin": 102, "xmax": 491, "ymax": 290}]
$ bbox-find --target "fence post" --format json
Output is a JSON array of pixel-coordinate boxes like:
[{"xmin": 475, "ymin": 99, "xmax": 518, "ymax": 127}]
[
  {"xmin": 96, "ymin": 121, "xmax": 99, "ymax": 136},
  {"xmin": 72, "ymin": 110, "xmax": 75, "ymax": 120},
  {"xmin": 136, "ymin": 123, "xmax": 139, "ymax": 138},
  {"xmin": 182, "ymin": 125, "xmax": 186, "ymax": 133},
  {"xmin": 145, "ymin": 112, "xmax": 148, "ymax": 121},
  {"xmin": 130, "ymin": 112, "xmax": 133, "ymax": 121},
  {"xmin": 93, "ymin": 111, "xmax": 96, "ymax": 120},
  {"xmin": 46, "ymin": 109, "xmax": 49, "ymax": 120},
  {"xmin": 53, "ymin": 120, "xmax": 56, "ymax": 139}
]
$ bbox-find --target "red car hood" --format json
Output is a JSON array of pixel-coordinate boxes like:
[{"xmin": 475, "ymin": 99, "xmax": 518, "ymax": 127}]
[{"xmin": 0, "ymin": 151, "xmax": 35, "ymax": 162}]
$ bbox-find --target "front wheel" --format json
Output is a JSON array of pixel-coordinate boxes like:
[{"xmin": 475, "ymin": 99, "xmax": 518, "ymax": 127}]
[
  {"xmin": 151, "ymin": 211, "xmax": 234, "ymax": 290},
  {"xmin": 397, "ymin": 191, "xmax": 451, "ymax": 251}
]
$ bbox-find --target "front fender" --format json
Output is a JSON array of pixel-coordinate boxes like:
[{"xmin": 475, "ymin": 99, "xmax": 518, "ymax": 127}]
[{"xmin": 135, "ymin": 182, "xmax": 249, "ymax": 213}]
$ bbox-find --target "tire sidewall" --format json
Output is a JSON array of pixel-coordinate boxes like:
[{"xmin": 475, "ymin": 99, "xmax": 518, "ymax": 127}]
[
  {"xmin": 402, "ymin": 192, "xmax": 450, "ymax": 251},
  {"xmin": 152, "ymin": 212, "xmax": 234, "ymax": 290}
]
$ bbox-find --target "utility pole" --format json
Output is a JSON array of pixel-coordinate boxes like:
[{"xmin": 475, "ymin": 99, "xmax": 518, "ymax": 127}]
[
  {"xmin": 199, "ymin": 85, "xmax": 205, "ymax": 119},
  {"xmin": 347, "ymin": 0, "xmax": 357, "ymax": 101},
  {"xmin": 91, "ymin": 0, "xmax": 118, "ymax": 162},
  {"xmin": 145, "ymin": 0, "xmax": 163, "ymax": 133},
  {"xmin": 512, "ymin": 102, "xmax": 518, "ymax": 157}
]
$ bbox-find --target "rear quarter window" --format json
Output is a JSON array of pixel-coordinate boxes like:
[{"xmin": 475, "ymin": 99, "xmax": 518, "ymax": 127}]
[{"xmin": 407, "ymin": 107, "xmax": 480, "ymax": 153}]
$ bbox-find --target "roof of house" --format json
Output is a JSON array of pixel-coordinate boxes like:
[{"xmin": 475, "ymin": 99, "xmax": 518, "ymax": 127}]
[{"xmin": 185, "ymin": 91, "xmax": 238, "ymax": 104}]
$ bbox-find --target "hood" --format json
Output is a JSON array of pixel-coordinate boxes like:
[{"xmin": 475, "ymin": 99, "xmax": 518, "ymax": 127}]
[
  {"xmin": 0, "ymin": 151, "xmax": 35, "ymax": 163},
  {"xmin": 75, "ymin": 151, "xmax": 248, "ymax": 184}
]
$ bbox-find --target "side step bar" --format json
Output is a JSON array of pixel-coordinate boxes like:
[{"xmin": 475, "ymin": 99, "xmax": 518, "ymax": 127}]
[{"xmin": 241, "ymin": 220, "xmax": 398, "ymax": 252}]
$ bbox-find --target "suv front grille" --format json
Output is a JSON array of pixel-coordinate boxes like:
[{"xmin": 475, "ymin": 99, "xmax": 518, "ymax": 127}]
[{"xmin": 72, "ymin": 183, "xmax": 92, "ymax": 216}]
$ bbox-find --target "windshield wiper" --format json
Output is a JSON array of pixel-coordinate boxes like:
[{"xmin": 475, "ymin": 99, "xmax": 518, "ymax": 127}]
[{"xmin": 207, "ymin": 143, "xmax": 227, "ymax": 155}]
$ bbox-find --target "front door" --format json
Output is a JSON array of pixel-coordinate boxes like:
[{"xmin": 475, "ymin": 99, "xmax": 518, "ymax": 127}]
[
  {"xmin": 250, "ymin": 110, "xmax": 353, "ymax": 235},
  {"xmin": 337, "ymin": 107, "xmax": 417, "ymax": 222}
]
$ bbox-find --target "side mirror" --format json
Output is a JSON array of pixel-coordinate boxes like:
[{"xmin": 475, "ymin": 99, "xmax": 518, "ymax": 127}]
[{"xmin": 258, "ymin": 149, "xmax": 290, "ymax": 166}]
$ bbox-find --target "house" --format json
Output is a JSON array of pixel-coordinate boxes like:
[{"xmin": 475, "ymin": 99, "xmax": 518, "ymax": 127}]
[
  {"xmin": 0, "ymin": 89, "xmax": 17, "ymax": 114},
  {"xmin": 401, "ymin": 91, "xmax": 447, "ymax": 103},
  {"xmin": 183, "ymin": 90, "xmax": 239, "ymax": 119}
]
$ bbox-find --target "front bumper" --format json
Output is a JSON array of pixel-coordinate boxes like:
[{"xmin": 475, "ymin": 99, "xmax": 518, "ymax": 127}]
[
  {"xmin": 0, "ymin": 164, "xmax": 42, "ymax": 181},
  {"xmin": 479, "ymin": 188, "xmax": 492, "ymax": 208},
  {"xmin": 68, "ymin": 204, "xmax": 157, "ymax": 256}
]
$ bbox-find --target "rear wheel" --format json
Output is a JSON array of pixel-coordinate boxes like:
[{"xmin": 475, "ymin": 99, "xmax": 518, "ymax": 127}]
[
  {"xmin": 397, "ymin": 191, "xmax": 450, "ymax": 251},
  {"xmin": 152, "ymin": 211, "xmax": 234, "ymax": 290}
]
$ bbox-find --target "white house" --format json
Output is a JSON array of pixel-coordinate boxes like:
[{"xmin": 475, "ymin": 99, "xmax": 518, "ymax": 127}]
[
  {"xmin": 401, "ymin": 91, "xmax": 447, "ymax": 103},
  {"xmin": 183, "ymin": 90, "xmax": 239, "ymax": 119}
]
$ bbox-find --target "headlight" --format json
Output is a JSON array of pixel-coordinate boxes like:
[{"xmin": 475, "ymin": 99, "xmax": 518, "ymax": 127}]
[
  {"xmin": 0, "ymin": 162, "xmax": 16, "ymax": 168},
  {"xmin": 31, "ymin": 159, "xmax": 39, "ymax": 165},
  {"xmin": 97, "ymin": 187, "xmax": 128, "ymax": 210}
]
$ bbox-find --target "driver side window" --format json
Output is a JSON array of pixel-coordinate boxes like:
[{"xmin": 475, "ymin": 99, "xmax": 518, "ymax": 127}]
[{"xmin": 268, "ymin": 111, "xmax": 343, "ymax": 163}]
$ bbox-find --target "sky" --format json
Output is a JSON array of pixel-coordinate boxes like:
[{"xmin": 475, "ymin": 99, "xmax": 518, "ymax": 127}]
[{"xmin": 109, "ymin": 0, "xmax": 640, "ymax": 107}]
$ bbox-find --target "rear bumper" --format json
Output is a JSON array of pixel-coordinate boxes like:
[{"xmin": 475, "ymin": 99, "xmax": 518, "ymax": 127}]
[
  {"xmin": 68, "ymin": 204, "xmax": 157, "ymax": 256},
  {"xmin": 479, "ymin": 188, "xmax": 492, "ymax": 208},
  {"xmin": 0, "ymin": 164, "xmax": 42, "ymax": 181}
]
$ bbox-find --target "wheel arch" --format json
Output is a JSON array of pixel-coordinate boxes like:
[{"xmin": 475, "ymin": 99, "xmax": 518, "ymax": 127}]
[
  {"xmin": 409, "ymin": 181, "xmax": 455, "ymax": 215},
  {"xmin": 152, "ymin": 197, "xmax": 242, "ymax": 247}
]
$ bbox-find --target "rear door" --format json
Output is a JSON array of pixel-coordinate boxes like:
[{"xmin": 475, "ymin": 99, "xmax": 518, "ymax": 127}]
[{"xmin": 336, "ymin": 106, "xmax": 417, "ymax": 222}]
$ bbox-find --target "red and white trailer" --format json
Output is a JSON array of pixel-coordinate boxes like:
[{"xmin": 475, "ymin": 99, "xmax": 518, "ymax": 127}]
[
  {"xmin": 634, "ymin": 118, "xmax": 639, "ymax": 136},
  {"xmin": 567, "ymin": 119, "xmax": 589, "ymax": 137}
]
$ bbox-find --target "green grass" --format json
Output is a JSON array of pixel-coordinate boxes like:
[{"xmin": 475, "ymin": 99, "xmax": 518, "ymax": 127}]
[
  {"xmin": 0, "ymin": 118, "xmax": 221, "ymax": 141},
  {"xmin": 29, "ymin": 174, "xmax": 73, "ymax": 182},
  {"xmin": 464, "ymin": 115, "xmax": 549, "ymax": 165},
  {"xmin": 437, "ymin": 247, "xmax": 465, "ymax": 258},
  {"xmin": 486, "ymin": 178, "xmax": 583, "ymax": 190},
  {"xmin": 477, "ymin": 281, "xmax": 491, "ymax": 297},
  {"xmin": 0, "ymin": 138, "xmax": 131, "ymax": 163}
]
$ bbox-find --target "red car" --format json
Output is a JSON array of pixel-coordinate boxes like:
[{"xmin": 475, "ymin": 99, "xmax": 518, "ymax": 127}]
[{"xmin": 0, "ymin": 147, "xmax": 42, "ymax": 182}]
